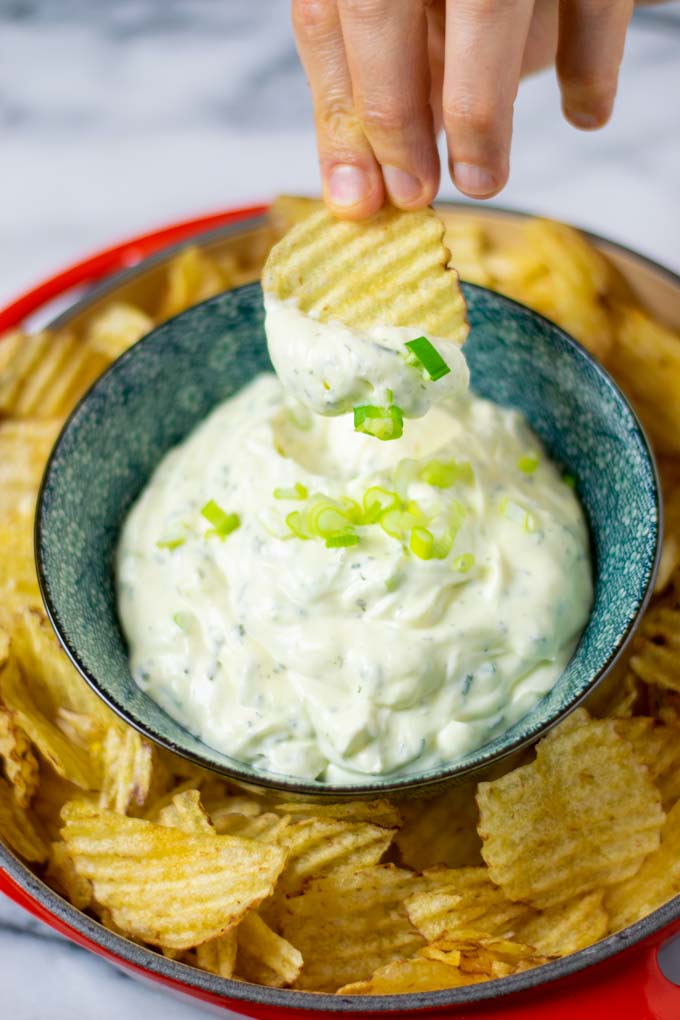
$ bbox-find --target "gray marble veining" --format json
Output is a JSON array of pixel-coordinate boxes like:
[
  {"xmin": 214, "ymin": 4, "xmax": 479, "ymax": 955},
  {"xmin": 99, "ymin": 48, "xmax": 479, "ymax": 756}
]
[{"xmin": 1, "ymin": 1, "xmax": 680, "ymax": 1016}]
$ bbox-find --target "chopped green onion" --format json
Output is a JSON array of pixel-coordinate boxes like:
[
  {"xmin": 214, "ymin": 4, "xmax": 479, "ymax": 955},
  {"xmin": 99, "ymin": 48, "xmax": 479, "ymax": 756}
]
[
  {"xmin": 325, "ymin": 533, "xmax": 359, "ymax": 549},
  {"xmin": 339, "ymin": 497, "xmax": 364, "ymax": 524},
  {"xmin": 404, "ymin": 336, "xmax": 451, "ymax": 381},
  {"xmin": 363, "ymin": 487, "xmax": 400, "ymax": 521},
  {"xmin": 273, "ymin": 482, "xmax": 308, "ymax": 501},
  {"xmin": 354, "ymin": 404, "xmax": 404, "ymax": 441},
  {"xmin": 410, "ymin": 526, "xmax": 434, "ymax": 560},
  {"xmin": 285, "ymin": 510, "xmax": 310, "ymax": 540},
  {"xmin": 452, "ymin": 553, "xmax": 475, "ymax": 573},
  {"xmin": 518, "ymin": 454, "xmax": 539, "ymax": 474},
  {"xmin": 201, "ymin": 500, "xmax": 240, "ymax": 539},
  {"xmin": 420, "ymin": 459, "xmax": 475, "ymax": 488},
  {"xmin": 306, "ymin": 499, "xmax": 350, "ymax": 537},
  {"xmin": 563, "ymin": 473, "xmax": 576, "ymax": 489},
  {"xmin": 172, "ymin": 611, "xmax": 191, "ymax": 631},
  {"xmin": 385, "ymin": 389, "xmax": 394, "ymax": 404},
  {"xmin": 380, "ymin": 508, "xmax": 406, "ymax": 540},
  {"xmin": 524, "ymin": 512, "xmax": 536, "ymax": 533},
  {"xmin": 156, "ymin": 536, "xmax": 185, "ymax": 551}
]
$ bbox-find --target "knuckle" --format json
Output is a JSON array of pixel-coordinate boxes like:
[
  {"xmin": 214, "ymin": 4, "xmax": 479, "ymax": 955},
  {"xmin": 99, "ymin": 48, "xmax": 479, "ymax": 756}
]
[
  {"xmin": 338, "ymin": 0, "xmax": 388, "ymax": 23},
  {"xmin": 317, "ymin": 97, "xmax": 360, "ymax": 140},
  {"xmin": 358, "ymin": 98, "xmax": 414, "ymax": 135}
]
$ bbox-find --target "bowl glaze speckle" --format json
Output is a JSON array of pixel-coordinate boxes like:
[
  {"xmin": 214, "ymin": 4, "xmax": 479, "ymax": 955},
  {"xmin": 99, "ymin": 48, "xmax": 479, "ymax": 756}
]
[{"xmin": 36, "ymin": 282, "xmax": 660, "ymax": 796}]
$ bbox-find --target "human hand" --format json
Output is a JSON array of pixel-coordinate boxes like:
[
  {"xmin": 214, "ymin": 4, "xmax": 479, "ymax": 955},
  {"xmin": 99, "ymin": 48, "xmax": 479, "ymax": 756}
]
[{"xmin": 292, "ymin": 0, "xmax": 637, "ymax": 217}]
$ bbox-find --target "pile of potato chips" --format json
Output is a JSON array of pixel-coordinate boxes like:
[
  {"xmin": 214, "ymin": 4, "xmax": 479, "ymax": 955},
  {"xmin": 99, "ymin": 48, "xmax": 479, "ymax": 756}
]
[{"xmin": 1, "ymin": 198, "xmax": 680, "ymax": 995}]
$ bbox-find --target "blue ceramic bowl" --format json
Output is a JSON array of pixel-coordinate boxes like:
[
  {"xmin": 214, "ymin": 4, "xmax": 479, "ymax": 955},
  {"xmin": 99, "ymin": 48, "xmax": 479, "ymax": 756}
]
[{"xmin": 36, "ymin": 282, "xmax": 660, "ymax": 797}]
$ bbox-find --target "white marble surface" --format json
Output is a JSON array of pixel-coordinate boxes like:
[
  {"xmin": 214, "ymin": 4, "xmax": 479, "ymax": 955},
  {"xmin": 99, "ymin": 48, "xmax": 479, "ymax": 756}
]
[{"xmin": 1, "ymin": 1, "xmax": 680, "ymax": 1016}]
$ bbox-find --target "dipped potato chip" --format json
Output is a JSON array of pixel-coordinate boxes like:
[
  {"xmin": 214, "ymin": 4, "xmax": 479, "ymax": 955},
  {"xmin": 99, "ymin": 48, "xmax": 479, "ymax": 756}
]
[
  {"xmin": 477, "ymin": 710, "xmax": 664, "ymax": 908},
  {"xmin": 395, "ymin": 781, "xmax": 482, "ymax": 871},
  {"xmin": 0, "ymin": 775, "xmax": 48, "ymax": 862},
  {"xmin": 405, "ymin": 867, "xmax": 533, "ymax": 942},
  {"xmin": 278, "ymin": 864, "xmax": 424, "ymax": 991},
  {"xmin": 605, "ymin": 801, "xmax": 680, "ymax": 932},
  {"xmin": 0, "ymin": 706, "xmax": 39, "ymax": 807},
  {"xmin": 276, "ymin": 815, "xmax": 395, "ymax": 894},
  {"xmin": 61, "ymin": 800, "xmax": 287, "ymax": 949},
  {"xmin": 438, "ymin": 214, "xmax": 493, "ymax": 287},
  {"xmin": 262, "ymin": 205, "xmax": 468, "ymax": 345},
  {"xmin": 268, "ymin": 194, "xmax": 324, "ymax": 240}
]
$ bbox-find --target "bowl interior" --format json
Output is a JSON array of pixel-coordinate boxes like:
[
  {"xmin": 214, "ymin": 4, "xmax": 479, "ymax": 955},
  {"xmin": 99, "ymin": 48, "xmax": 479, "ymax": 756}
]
[{"xmin": 37, "ymin": 282, "xmax": 660, "ymax": 795}]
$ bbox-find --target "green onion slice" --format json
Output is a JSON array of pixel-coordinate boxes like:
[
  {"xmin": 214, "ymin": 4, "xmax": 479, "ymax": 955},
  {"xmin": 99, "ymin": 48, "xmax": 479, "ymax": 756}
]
[
  {"xmin": 563, "ymin": 473, "xmax": 576, "ymax": 489},
  {"xmin": 273, "ymin": 482, "xmax": 308, "ymax": 501},
  {"xmin": 410, "ymin": 526, "xmax": 434, "ymax": 560},
  {"xmin": 452, "ymin": 553, "xmax": 475, "ymax": 573},
  {"xmin": 285, "ymin": 510, "xmax": 310, "ymax": 540},
  {"xmin": 404, "ymin": 336, "xmax": 451, "ymax": 381},
  {"xmin": 201, "ymin": 500, "xmax": 240, "ymax": 538},
  {"xmin": 354, "ymin": 404, "xmax": 404, "ymax": 441},
  {"xmin": 420, "ymin": 459, "xmax": 475, "ymax": 488},
  {"xmin": 156, "ymin": 536, "xmax": 186, "ymax": 551},
  {"xmin": 325, "ymin": 533, "xmax": 360, "ymax": 548},
  {"xmin": 518, "ymin": 454, "xmax": 539, "ymax": 474}
]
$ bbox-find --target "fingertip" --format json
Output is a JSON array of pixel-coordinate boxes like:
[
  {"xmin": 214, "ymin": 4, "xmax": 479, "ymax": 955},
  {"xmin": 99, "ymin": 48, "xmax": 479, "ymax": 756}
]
[
  {"xmin": 382, "ymin": 165, "xmax": 439, "ymax": 211},
  {"xmin": 450, "ymin": 161, "xmax": 507, "ymax": 200},
  {"xmin": 322, "ymin": 163, "xmax": 385, "ymax": 220},
  {"xmin": 562, "ymin": 101, "xmax": 612, "ymax": 131}
]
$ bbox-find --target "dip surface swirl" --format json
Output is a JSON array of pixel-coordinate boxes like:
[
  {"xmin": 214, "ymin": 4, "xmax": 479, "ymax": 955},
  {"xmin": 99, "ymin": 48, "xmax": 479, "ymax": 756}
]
[{"xmin": 117, "ymin": 372, "xmax": 592, "ymax": 783}]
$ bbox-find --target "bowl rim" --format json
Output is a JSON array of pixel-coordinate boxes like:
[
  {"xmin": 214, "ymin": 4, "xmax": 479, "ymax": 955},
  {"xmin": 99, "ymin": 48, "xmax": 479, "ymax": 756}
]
[{"xmin": 35, "ymin": 278, "xmax": 663, "ymax": 797}]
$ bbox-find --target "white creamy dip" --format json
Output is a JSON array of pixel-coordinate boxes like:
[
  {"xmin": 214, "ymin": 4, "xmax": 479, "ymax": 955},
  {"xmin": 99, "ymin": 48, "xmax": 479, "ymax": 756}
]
[
  {"xmin": 117, "ymin": 373, "xmax": 592, "ymax": 783},
  {"xmin": 264, "ymin": 295, "xmax": 469, "ymax": 418}
]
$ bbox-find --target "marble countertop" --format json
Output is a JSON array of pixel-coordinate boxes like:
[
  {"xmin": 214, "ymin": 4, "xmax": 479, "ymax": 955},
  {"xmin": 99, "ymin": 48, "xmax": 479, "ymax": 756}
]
[{"xmin": 1, "ymin": 1, "xmax": 680, "ymax": 1016}]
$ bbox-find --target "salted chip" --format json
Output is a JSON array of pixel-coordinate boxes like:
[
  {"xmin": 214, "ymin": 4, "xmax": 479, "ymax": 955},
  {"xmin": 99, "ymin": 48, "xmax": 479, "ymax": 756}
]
[
  {"xmin": 405, "ymin": 867, "xmax": 533, "ymax": 942},
  {"xmin": 0, "ymin": 418, "xmax": 62, "ymax": 520},
  {"xmin": 195, "ymin": 931, "xmax": 238, "ymax": 978},
  {"xmin": 274, "ymin": 797, "xmax": 401, "ymax": 829},
  {"xmin": 157, "ymin": 789, "xmax": 214, "ymax": 835},
  {"xmin": 46, "ymin": 840, "xmax": 93, "ymax": 909},
  {"xmin": 338, "ymin": 957, "xmax": 473, "ymax": 995},
  {"xmin": 611, "ymin": 305, "xmax": 680, "ymax": 456},
  {"xmin": 276, "ymin": 816, "xmax": 395, "ymax": 894},
  {"xmin": 477, "ymin": 710, "xmax": 664, "ymax": 908},
  {"xmin": 0, "ymin": 512, "xmax": 42, "ymax": 625},
  {"xmin": 61, "ymin": 800, "xmax": 287, "ymax": 950},
  {"xmin": 656, "ymin": 461, "xmax": 680, "ymax": 592},
  {"xmin": 217, "ymin": 811, "xmax": 288, "ymax": 842},
  {"xmin": 269, "ymin": 194, "xmax": 324, "ymax": 240},
  {"xmin": 236, "ymin": 912, "xmax": 303, "ymax": 988},
  {"xmin": 514, "ymin": 892, "xmax": 608, "ymax": 957},
  {"xmin": 85, "ymin": 302, "xmax": 154, "ymax": 361},
  {"xmin": 629, "ymin": 599, "xmax": 680, "ymax": 694},
  {"xmin": 262, "ymin": 205, "xmax": 469, "ymax": 345},
  {"xmin": 395, "ymin": 782, "xmax": 482, "ymax": 871},
  {"xmin": 0, "ymin": 706, "xmax": 39, "ymax": 807},
  {"xmin": 157, "ymin": 247, "xmax": 231, "ymax": 321},
  {"xmin": 96, "ymin": 727, "xmax": 154, "ymax": 815},
  {"xmin": 614, "ymin": 717, "xmax": 680, "ymax": 809},
  {"xmin": 438, "ymin": 213, "xmax": 493, "ymax": 287},
  {"xmin": 0, "ymin": 775, "xmax": 48, "ymax": 862},
  {"xmin": 0, "ymin": 329, "xmax": 108, "ymax": 420},
  {"xmin": 278, "ymin": 864, "xmax": 424, "ymax": 992},
  {"xmin": 420, "ymin": 932, "xmax": 552, "ymax": 979},
  {"xmin": 0, "ymin": 646, "xmax": 99, "ymax": 790},
  {"xmin": 646, "ymin": 684, "xmax": 680, "ymax": 729},
  {"xmin": 605, "ymin": 801, "xmax": 680, "ymax": 932}
]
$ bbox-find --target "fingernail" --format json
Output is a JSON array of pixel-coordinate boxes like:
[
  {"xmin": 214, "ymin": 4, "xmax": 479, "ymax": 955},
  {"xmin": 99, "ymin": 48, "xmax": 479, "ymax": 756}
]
[
  {"xmin": 452, "ymin": 162, "xmax": 498, "ymax": 197},
  {"xmin": 328, "ymin": 164, "xmax": 369, "ymax": 207},
  {"xmin": 382, "ymin": 165, "xmax": 422, "ymax": 205},
  {"xmin": 564, "ymin": 107, "xmax": 601, "ymax": 130}
]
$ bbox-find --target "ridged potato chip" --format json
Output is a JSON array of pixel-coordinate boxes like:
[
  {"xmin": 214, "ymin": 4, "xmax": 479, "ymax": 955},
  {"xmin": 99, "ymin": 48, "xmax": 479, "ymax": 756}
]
[
  {"xmin": 0, "ymin": 418, "xmax": 61, "ymax": 519},
  {"xmin": 395, "ymin": 782, "xmax": 482, "ymax": 871},
  {"xmin": 605, "ymin": 801, "xmax": 680, "ymax": 932},
  {"xmin": 269, "ymin": 194, "xmax": 323, "ymax": 240},
  {"xmin": 236, "ymin": 911, "xmax": 303, "ymax": 988},
  {"xmin": 157, "ymin": 247, "xmax": 233, "ymax": 322},
  {"xmin": 0, "ymin": 706, "xmax": 39, "ymax": 807},
  {"xmin": 0, "ymin": 512, "xmax": 42, "ymax": 625},
  {"xmin": 98, "ymin": 727, "xmax": 154, "ymax": 815},
  {"xmin": 477, "ymin": 710, "xmax": 664, "ymax": 908},
  {"xmin": 157, "ymin": 789, "xmax": 214, "ymax": 835},
  {"xmin": 405, "ymin": 867, "xmax": 533, "ymax": 942},
  {"xmin": 278, "ymin": 864, "xmax": 424, "ymax": 992},
  {"xmin": 338, "ymin": 957, "xmax": 473, "ymax": 995},
  {"xmin": 438, "ymin": 213, "xmax": 493, "ymax": 287},
  {"xmin": 614, "ymin": 717, "xmax": 680, "ymax": 809},
  {"xmin": 276, "ymin": 816, "xmax": 394, "ymax": 894},
  {"xmin": 513, "ymin": 892, "xmax": 608, "ymax": 957},
  {"xmin": 0, "ymin": 645, "xmax": 98, "ymax": 790},
  {"xmin": 195, "ymin": 931, "xmax": 238, "ymax": 978},
  {"xmin": 0, "ymin": 329, "xmax": 108, "ymax": 420},
  {"xmin": 629, "ymin": 598, "xmax": 680, "ymax": 694},
  {"xmin": 46, "ymin": 839, "xmax": 93, "ymax": 909},
  {"xmin": 0, "ymin": 775, "xmax": 47, "ymax": 862},
  {"xmin": 85, "ymin": 302, "xmax": 154, "ymax": 361},
  {"xmin": 217, "ymin": 812, "xmax": 289, "ymax": 843},
  {"xmin": 656, "ymin": 462, "xmax": 680, "ymax": 593},
  {"xmin": 274, "ymin": 797, "xmax": 401, "ymax": 829},
  {"xmin": 61, "ymin": 800, "xmax": 287, "ymax": 949},
  {"xmin": 262, "ymin": 206, "xmax": 469, "ymax": 345}
]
